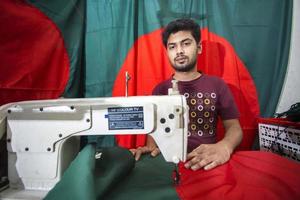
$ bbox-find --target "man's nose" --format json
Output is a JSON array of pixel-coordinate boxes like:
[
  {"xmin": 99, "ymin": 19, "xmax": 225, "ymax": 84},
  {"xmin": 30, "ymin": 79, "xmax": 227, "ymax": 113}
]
[{"xmin": 176, "ymin": 45, "xmax": 184, "ymax": 55}]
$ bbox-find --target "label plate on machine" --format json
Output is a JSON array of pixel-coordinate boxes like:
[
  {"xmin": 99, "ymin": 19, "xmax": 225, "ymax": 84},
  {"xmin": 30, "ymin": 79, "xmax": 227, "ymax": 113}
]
[{"xmin": 107, "ymin": 106, "xmax": 144, "ymax": 130}]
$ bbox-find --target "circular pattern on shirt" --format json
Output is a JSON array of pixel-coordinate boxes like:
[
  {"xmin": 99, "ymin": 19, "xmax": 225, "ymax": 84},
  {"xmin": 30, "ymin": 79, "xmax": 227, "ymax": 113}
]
[
  {"xmin": 204, "ymin": 111, "xmax": 210, "ymax": 118},
  {"xmin": 197, "ymin": 99, "xmax": 203, "ymax": 104},
  {"xmin": 197, "ymin": 92, "xmax": 203, "ymax": 98},
  {"xmin": 197, "ymin": 105, "xmax": 203, "ymax": 111},
  {"xmin": 204, "ymin": 124, "xmax": 209, "ymax": 130},
  {"xmin": 211, "ymin": 105, "xmax": 216, "ymax": 111},
  {"xmin": 197, "ymin": 118, "xmax": 203, "ymax": 124},
  {"xmin": 204, "ymin": 93, "xmax": 210, "ymax": 98},
  {"xmin": 197, "ymin": 130, "xmax": 203, "ymax": 136},
  {"xmin": 211, "ymin": 93, "xmax": 216, "ymax": 98},
  {"xmin": 184, "ymin": 93, "xmax": 189, "ymax": 98},
  {"xmin": 191, "ymin": 124, "xmax": 197, "ymax": 131},
  {"xmin": 190, "ymin": 99, "xmax": 197, "ymax": 105},
  {"xmin": 204, "ymin": 98, "xmax": 210, "ymax": 105},
  {"xmin": 185, "ymin": 90, "xmax": 217, "ymax": 138},
  {"xmin": 190, "ymin": 111, "xmax": 197, "ymax": 118}
]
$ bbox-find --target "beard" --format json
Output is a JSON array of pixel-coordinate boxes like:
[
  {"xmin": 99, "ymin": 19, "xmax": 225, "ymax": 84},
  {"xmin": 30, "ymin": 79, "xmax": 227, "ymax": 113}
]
[{"xmin": 171, "ymin": 56, "xmax": 197, "ymax": 72}]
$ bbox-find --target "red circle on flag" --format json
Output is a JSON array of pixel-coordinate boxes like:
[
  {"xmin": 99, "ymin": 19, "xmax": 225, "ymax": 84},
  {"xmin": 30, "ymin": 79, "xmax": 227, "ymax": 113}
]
[{"xmin": 113, "ymin": 28, "xmax": 260, "ymax": 150}]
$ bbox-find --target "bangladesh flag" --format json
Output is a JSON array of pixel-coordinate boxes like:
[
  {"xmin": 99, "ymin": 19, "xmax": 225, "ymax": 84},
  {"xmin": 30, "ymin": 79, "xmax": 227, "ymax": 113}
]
[
  {"xmin": 0, "ymin": 0, "xmax": 297, "ymax": 199},
  {"xmin": 1, "ymin": 0, "xmax": 291, "ymax": 149}
]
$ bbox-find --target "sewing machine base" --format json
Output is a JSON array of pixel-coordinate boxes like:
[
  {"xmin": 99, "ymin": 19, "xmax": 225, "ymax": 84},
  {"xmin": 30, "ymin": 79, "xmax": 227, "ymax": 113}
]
[{"xmin": 0, "ymin": 188, "xmax": 47, "ymax": 200}]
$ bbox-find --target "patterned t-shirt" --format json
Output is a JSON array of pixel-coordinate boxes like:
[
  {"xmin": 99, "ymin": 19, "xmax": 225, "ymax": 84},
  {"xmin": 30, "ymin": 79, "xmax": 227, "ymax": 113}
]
[{"xmin": 152, "ymin": 74, "xmax": 239, "ymax": 152}]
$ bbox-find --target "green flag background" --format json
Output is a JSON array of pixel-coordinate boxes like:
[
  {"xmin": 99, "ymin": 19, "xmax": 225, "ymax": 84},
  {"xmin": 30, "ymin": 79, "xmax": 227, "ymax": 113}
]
[
  {"xmin": 28, "ymin": 0, "xmax": 86, "ymax": 98},
  {"xmin": 27, "ymin": 0, "xmax": 292, "ymax": 117}
]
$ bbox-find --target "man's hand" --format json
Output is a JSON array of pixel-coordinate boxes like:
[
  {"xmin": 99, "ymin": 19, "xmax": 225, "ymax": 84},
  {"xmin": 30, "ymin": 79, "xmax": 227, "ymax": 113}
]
[
  {"xmin": 130, "ymin": 146, "xmax": 160, "ymax": 161},
  {"xmin": 184, "ymin": 119, "xmax": 243, "ymax": 171},
  {"xmin": 184, "ymin": 141, "xmax": 233, "ymax": 171},
  {"xmin": 129, "ymin": 135, "xmax": 160, "ymax": 161}
]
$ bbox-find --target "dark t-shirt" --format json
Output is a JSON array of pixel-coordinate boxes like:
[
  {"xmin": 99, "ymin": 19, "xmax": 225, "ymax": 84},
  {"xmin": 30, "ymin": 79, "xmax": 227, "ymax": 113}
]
[{"xmin": 152, "ymin": 74, "xmax": 239, "ymax": 152}]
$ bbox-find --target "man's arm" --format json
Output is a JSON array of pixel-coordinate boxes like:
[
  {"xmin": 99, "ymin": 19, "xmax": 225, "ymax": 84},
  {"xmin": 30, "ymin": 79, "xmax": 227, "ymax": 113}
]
[
  {"xmin": 184, "ymin": 119, "xmax": 243, "ymax": 170},
  {"xmin": 130, "ymin": 135, "xmax": 160, "ymax": 161}
]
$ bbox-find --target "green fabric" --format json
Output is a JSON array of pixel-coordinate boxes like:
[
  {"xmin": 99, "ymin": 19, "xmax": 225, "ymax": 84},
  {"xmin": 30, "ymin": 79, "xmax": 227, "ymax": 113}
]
[
  {"xmin": 85, "ymin": 0, "xmax": 207, "ymax": 98},
  {"xmin": 45, "ymin": 145, "xmax": 179, "ymax": 200},
  {"xmin": 103, "ymin": 154, "xmax": 179, "ymax": 200},
  {"xmin": 85, "ymin": 0, "xmax": 292, "ymax": 116},
  {"xmin": 195, "ymin": 0, "xmax": 292, "ymax": 116},
  {"xmin": 29, "ymin": 0, "xmax": 115, "ymax": 147},
  {"xmin": 45, "ymin": 144, "xmax": 98, "ymax": 200},
  {"xmin": 28, "ymin": 0, "xmax": 86, "ymax": 98},
  {"xmin": 222, "ymin": 0, "xmax": 293, "ymax": 116}
]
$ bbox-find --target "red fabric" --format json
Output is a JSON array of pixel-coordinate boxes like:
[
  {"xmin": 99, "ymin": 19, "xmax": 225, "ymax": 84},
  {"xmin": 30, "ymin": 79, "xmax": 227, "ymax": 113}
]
[
  {"xmin": 176, "ymin": 151, "xmax": 300, "ymax": 200},
  {"xmin": 113, "ymin": 28, "xmax": 259, "ymax": 150},
  {"xmin": 0, "ymin": 0, "xmax": 69, "ymax": 106}
]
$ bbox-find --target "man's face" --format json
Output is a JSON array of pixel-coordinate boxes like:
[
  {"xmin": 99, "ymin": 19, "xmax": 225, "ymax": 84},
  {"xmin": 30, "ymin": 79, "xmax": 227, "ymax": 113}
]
[{"xmin": 166, "ymin": 30, "xmax": 201, "ymax": 72}]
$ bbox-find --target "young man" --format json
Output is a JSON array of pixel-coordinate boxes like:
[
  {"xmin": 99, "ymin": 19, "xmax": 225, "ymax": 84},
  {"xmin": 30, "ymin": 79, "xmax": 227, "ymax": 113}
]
[{"xmin": 131, "ymin": 18, "xmax": 242, "ymax": 171}]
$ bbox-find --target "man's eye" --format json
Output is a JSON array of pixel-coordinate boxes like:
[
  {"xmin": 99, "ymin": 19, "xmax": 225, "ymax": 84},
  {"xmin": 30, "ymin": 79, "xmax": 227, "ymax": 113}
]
[
  {"xmin": 168, "ymin": 45, "xmax": 175, "ymax": 50},
  {"xmin": 183, "ymin": 42, "xmax": 191, "ymax": 46}
]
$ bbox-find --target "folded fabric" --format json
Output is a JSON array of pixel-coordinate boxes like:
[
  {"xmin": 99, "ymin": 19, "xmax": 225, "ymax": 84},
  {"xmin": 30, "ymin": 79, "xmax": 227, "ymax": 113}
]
[
  {"xmin": 45, "ymin": 145, "xmax": 136, "ymax": 200},
  {"xmin": 45, "ymin": 145, "xmax": 178, "ymax": 200},
  {"xmin": 176, "ymin": 151, "xmax": 300, "ymax": 200},
  {"xmin": 45, "ymin": 147, "xmax": 300, "ymax": 200},
  {"xmin": 103, "ymin": 152, "xmax": 179, "ymax": 200}
]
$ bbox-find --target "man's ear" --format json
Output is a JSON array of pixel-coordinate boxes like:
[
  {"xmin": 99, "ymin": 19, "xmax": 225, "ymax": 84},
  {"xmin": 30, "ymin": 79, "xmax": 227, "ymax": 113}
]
[{"xmin": 197, "ymin": 42, "xmax": 202, "ymax": 54}]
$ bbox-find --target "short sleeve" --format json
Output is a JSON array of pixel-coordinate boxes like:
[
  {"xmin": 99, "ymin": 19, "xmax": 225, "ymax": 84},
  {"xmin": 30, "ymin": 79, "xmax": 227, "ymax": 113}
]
[{"xmin": 217, "ymin": 80, "xmax": 240, "ymax": 120}]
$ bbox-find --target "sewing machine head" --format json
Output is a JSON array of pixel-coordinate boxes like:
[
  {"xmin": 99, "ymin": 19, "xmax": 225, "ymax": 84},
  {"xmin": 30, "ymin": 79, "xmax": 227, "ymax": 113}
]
[{"xmin": 0, "ymin": 95, "xmax": 188, "ymax": 199}]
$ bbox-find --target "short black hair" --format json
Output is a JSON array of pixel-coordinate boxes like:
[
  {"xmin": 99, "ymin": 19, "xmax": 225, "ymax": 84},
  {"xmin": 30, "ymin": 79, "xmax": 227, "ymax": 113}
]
[{"xmin": 162, "ymin": 18, "xmax": 201, "ymax": 48}]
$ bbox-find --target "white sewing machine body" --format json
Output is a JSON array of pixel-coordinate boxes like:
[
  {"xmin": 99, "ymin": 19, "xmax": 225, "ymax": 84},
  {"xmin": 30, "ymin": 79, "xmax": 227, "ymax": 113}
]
[{"xmin": 0, "ymin": 95, "xmax": 188, "ymax": 200}]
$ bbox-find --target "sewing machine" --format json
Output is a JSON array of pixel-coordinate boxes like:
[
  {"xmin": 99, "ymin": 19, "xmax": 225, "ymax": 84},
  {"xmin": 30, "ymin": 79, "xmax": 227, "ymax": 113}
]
[{"xmin": 0, "ymin": 95, "xmax": 188, "ymax": 199}]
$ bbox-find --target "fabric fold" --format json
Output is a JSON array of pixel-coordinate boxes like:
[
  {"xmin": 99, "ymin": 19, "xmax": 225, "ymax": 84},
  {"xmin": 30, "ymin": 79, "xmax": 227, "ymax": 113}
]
[
  {"xmin": 45, "ymin": 145, "xmax": 135, "ymax": 200},
  {"xmin": 176, "ymin": 151, "xmax": 300, "ymax": 200}
]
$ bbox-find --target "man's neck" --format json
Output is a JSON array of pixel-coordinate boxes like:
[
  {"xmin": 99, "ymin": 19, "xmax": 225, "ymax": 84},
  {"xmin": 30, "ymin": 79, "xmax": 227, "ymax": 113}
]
[{"xmin": 173, "ymin": 70, "xmax": 201, "ymax": 81}]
